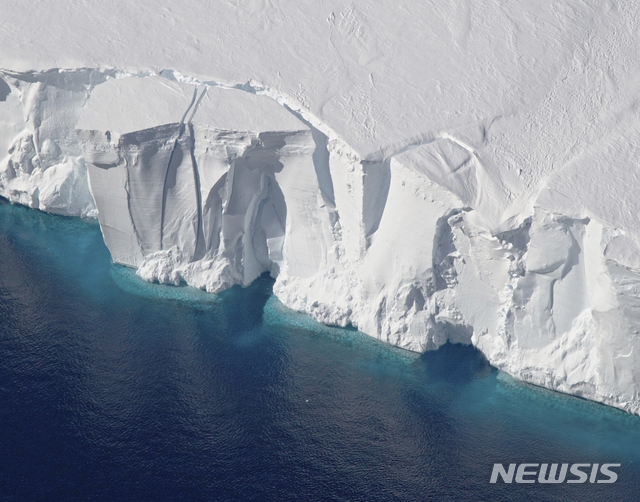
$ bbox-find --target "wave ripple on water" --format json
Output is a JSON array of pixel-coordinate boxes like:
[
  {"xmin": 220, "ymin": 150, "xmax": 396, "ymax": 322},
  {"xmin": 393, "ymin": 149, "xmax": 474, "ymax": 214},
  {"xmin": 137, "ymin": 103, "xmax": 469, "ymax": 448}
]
[{"xmin": 0, "ymin": 199, "xmax": 639, "ymax": 501}]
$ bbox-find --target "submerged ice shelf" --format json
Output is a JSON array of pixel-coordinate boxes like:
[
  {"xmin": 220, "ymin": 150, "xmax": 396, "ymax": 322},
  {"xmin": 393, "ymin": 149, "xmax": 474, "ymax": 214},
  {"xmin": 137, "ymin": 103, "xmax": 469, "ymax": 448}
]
[{"xmin": 1, "ymin": 64, "xmax": 640, "ymax": 416}]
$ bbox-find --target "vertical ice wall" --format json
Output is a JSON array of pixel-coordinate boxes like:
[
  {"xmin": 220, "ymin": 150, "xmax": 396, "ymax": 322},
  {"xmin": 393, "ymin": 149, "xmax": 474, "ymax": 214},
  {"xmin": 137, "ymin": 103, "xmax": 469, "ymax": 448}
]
[
  {"xmin": 76, "ymin": 76, "xmax": 332, "ymax": 293},
  {"xmin": 0, "ymin": 69, "xmax": 111, "ymax": 217},
  {"xmin": 1, "ymin": 70, "xmax": 639, "ymax": 415}
]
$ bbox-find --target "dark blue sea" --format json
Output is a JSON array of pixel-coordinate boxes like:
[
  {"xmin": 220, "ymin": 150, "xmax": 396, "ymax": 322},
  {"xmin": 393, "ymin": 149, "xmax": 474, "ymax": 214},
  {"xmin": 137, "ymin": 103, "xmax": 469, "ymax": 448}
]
[{"xmin": 0, "ymin": 198, "xmax": 639, "ymax": 501}]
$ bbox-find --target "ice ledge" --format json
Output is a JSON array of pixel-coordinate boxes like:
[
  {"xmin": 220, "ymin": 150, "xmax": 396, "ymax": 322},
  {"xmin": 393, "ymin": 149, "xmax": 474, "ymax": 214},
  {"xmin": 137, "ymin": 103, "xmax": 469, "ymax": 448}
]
[{"xmin": 2, "ymin": 67, "xmax": 640, "ymax": 416}]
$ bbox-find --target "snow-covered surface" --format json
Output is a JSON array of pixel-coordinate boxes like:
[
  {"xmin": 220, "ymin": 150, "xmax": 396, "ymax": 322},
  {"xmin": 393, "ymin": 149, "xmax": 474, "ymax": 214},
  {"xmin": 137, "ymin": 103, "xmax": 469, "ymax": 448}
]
[{"xmin": 2, "ymin": 0, "xmax": 640, "ymax": 414}]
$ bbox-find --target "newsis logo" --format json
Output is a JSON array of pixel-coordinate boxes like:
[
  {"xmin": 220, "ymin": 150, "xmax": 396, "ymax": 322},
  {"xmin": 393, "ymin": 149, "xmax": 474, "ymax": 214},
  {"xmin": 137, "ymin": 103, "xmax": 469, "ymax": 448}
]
[{"xmin": 490, "ymin": 463, "xmax": 620, "ymax": 484}]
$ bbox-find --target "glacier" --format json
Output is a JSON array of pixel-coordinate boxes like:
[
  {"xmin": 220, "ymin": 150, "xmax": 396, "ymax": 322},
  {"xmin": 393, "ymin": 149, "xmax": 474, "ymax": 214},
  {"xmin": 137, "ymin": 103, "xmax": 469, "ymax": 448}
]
[{"xmin": 2, "ymin": 0, "xmax": 640, "ymax": 414}]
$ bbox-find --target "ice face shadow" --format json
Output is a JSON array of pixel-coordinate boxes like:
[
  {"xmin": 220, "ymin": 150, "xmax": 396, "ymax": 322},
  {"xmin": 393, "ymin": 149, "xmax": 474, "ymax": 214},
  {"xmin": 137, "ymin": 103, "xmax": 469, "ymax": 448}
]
[{"xmin": 0, "ymin": 78, "xmax": 10, "ymax": 102}]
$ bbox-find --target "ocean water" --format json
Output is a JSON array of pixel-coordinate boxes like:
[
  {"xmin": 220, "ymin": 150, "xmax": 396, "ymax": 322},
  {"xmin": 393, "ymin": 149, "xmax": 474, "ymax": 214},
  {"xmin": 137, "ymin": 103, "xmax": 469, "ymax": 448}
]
[{"xmin": 0, "ymin": 198, "xmax": 639, "ymax": 502}]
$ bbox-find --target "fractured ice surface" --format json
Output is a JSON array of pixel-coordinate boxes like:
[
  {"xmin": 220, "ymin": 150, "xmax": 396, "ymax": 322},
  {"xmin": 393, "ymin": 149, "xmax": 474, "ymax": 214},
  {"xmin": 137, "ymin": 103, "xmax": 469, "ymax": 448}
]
[
  {"xmin": 77, "ymin": 76, "xmax": 319, "ymax": 292},
  {"xmin": 0, "ymin": 70, "xmax": 111, "ymax": 217},
  {"xmin": 3, "ymin": 0, "xmax": 640, "ymax": 414}
]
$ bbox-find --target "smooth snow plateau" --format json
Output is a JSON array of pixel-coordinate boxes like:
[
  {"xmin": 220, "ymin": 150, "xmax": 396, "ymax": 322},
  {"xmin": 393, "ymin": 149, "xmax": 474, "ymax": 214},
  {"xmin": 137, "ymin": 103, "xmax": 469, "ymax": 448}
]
[{"xmin": 1, "ymin": 0, "xmax": 640, "ymax": 414}]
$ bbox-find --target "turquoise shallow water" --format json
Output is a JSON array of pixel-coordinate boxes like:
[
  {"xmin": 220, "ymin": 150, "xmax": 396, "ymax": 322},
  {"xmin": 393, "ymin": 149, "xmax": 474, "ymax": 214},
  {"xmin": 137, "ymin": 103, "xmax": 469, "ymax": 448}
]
[{"xmin": 0, "ymin": 198, "xmax": 639, "ymax": 501}]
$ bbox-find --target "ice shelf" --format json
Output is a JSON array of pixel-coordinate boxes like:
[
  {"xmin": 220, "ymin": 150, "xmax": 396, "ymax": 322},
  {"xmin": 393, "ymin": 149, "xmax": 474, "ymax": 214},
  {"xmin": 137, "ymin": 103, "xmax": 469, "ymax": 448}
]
[{"xmin": 2, "ymin": 0, "xmax": 640, "ymax": 414}]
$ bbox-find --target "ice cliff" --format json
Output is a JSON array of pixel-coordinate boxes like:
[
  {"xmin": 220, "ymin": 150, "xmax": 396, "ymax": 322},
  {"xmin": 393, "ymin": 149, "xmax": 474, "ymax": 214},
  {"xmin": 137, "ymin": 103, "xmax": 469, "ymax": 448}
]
[
  {"xmin": 1, "ymin": 68, "xmax": 639, "ymax": 415},
  {"xmin": 2, "ymin": 0, "xmax": 640, "ymax": 415}
]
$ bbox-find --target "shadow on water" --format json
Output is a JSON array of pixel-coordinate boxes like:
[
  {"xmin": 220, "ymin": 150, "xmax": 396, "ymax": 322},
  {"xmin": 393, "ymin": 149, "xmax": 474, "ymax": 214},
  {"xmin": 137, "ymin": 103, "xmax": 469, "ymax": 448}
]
[{"xmin": 419, "ymin": 342, "xmax": 495, "ymax": 385}]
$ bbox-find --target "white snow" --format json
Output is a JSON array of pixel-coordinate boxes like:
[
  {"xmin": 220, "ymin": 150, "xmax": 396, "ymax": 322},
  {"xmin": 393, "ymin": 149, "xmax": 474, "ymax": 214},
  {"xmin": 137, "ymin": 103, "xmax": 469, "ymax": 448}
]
[{"xmin": 2, "ymin": 0, "xmax": 640, "ymax": 414}]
